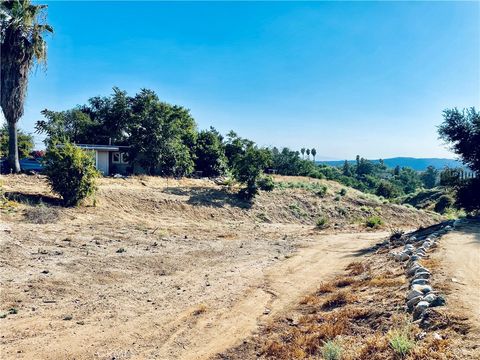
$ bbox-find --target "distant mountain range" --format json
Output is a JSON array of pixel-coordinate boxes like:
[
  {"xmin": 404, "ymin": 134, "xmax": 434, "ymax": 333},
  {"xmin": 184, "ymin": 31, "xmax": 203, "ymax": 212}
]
[{"xmin": 318, "ymin": 157, "xmax": 464, "ymax": 171}]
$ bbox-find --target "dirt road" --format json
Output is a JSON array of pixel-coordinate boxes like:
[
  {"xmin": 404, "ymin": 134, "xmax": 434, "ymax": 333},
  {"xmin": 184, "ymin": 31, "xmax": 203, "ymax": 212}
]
[
  {"xmin": 438, "ymin": 220, "xmax": 480, "ymax": 329},
  {"xmin": 0, "ymin": 220, "xmax": 384, "ymax": 360}
]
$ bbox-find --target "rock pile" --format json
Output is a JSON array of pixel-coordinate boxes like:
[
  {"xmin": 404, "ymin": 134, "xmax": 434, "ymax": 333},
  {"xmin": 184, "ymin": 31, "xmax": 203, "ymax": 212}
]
[{"xmin": 389, "ymin": 222, "xmax": 454, "ymax": 321}]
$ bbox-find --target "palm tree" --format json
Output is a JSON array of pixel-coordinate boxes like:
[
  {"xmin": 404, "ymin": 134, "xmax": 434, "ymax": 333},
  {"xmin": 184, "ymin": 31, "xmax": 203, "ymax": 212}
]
[
  {"xmin": 0, "ymin": 0, "xmax": 53, "ymax": 172},
  {"xmin": 311, "ymin": 148, "xmax": 316, "ymax": 162},
  {"xmin": 306, "ymin": 148, "xmax": 310, "ymax": 160},
  {"xmin": 300, "ymin": 147, "xmax": 305, "ymax": 159}
]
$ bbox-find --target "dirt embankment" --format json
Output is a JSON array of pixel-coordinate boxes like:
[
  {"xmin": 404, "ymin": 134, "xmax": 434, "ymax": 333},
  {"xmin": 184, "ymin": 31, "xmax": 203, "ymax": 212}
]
[{"xmin": 0, "ymin": 175, "xmax": 437, "ymax": 359}]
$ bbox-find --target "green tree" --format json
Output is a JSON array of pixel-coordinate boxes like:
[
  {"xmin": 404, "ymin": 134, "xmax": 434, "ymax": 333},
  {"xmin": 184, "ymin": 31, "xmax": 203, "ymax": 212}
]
[
  {"xmin": 342, "ymin": 160, "xmax": 352, "ymax": 176},
  {"xmin": 231, "ymin": 145, "xmax": 272, "ymax": 199},
  {"xmin": 0, "ymin": 125, "xmax": 34, "ymax": 158},
  {"xmin": 306, "ymin": 148, "xmax": 310, "ymax": 160},
  {"xmin": 311, "ymin": 148, "xmax": 317, "ymax": 162},
  {"xmin": 128, "ymin": 89, "xmax": 197, "ymax": 176},
  {"xmin": 43, "ymin": 141, "xmax": 99, "ymax": 206},
  {"xmin": 0, "ymin": 0, "xmax": 53, "ymax": 172},
  {"xmin": 300, "ymin": 148, "xmax": 305, "ymax": 159},
  {"xmin": 194, "ymin": 127, "xmax": 227, "ymax": 177},
  {"xmin": 439, "ymin": 108, "xmax": 480, "ymax": 172},
  {"xmin": 421, "ymin": 165, "xmax": 438, "ymax": 189}
]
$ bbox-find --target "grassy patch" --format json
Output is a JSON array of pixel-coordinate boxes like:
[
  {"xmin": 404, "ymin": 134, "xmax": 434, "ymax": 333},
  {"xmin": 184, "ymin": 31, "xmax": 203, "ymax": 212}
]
[
  {"xmin": 24, "ymin": 204, "xmax": 59, "ymax": 224},
  {"xmin": 365, "ymin": 215, "xmax": 384, "ymax": 228},
  {"xmin": 388, "ymin": 327, "xmax": 415, "ymax": 358}
]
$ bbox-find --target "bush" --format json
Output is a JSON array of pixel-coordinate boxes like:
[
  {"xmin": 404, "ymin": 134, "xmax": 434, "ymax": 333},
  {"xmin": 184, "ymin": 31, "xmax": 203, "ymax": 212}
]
[
  {"xmin": 316, "ymin": 185, "xmax": 328, "ymax": 197},
  {"xmin": 455, "ymin": 178, "xmax": 480, "ymax": 214},
  {"xmin": 339, "ymin": 188, "xmax": 347, "ymax": 196},
  {"xmin": 321, "ymin": 340, "xmax": 343, "ymax": 360},
  {"xmin": 434, "ymin": 195, "xmax": 454, "ymax": 214},
  {"xmin": 232, "ymin": 145, "xmax": 271, "ymax": 199},
  {"xmin": 257, "ymin": 175, "xmax": 275, "ymax": 191},
  {"xmin": 316, "ymin": 215, "xmax": 329, "ymax": 229},
  {"xmin": 43, "ymin": 142, "xmax": 100, "ymax": 206},
  {"xmin": 365, "ymin": 215, "xmax": 384, "ymax": 228}
]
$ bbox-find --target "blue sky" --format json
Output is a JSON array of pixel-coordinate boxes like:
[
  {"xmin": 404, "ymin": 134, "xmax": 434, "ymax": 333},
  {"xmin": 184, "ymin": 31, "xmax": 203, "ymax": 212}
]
[{"xmin": 11, "ymin": 1, "xmax": 480, "ymax": 159}]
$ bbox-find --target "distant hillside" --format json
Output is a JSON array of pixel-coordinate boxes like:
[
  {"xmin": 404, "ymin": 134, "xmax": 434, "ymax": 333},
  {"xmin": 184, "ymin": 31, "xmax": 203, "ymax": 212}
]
[{"xmin": 318, "ymin": 157, "xmax": 464, "ymax": 171}]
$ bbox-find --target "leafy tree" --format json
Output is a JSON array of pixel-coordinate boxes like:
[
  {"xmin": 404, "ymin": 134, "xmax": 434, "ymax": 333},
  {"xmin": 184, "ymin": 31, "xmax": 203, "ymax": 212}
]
[
  {"xmin": 43, "ymin": 141, "xmax": 99, "ymax": 206},
  {"xmin": 438, "ymin": 108, "xmax": 480, "ymax": 213},
  {"xmin": 194, "ymin": 127, "xmax": 227, "ymax": 177},
  {"xmin": 231, "ymin": 145, "xmax": 272, "ymax": 199},
  {"xmin": 306, "ymin": 148, "xmax": 310, "ymax": 160},
  {"xmin": 439, "ymin": 108, "xmax": 480, "ymax": 172},
  {"xmin": 224, "ymin": 131, "xmax": 254, "ymax": 167},
  {"xmin": 36, "ymin": 87, "xmax": 130, "ymax": 145},
  {"xmin": 37, "ymin": 108, "xmax": 95, "ymax": 145},
  {"xmin": 376, "ymin": 180, "xmax": 400, "ymax": 199},
  {"xmin": 128, "ymin": 89, "xmax": 196, "ymax": 176},
  {"xmin": 342, "ymin": 160, "xmax": 352, "ymax": 176},
  {"xmin": 394, "ymin": 165, "xmax": 401, "ymax": 176},
  {"xmin": 421, "ymin": 166, "xmax": 438, "ymax": 189},
  {"xmin": 300, "ymin": 148, "xmax": 305, "ymax": 159},
  {"xmin": 311, "ymin": 148, "xmax": 317, "ymax": 162},
  {"xmin": 397, "ymin": 167, "xmax": 422, "ymax": 193},
  {"xmin": 439, "ymin": 167, "xmax": 462, "ymax": 187},
  {"xmin": 0, "ymin": 125, "xmax": 34, "ymax": 158},
  {"xmin": 0, "ymin": 0, "xmax": 53, "ymax": 172}
]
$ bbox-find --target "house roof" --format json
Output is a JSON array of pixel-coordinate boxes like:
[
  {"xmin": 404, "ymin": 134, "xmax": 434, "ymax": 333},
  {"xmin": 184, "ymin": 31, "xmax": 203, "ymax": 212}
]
[{"xmin": 76, "ymin": 144, "xmax": 128, "ymax": 151}]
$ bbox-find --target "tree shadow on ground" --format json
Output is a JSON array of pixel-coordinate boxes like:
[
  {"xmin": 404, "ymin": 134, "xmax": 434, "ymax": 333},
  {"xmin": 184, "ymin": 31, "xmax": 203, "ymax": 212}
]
[
  {"xmin": 5, "ymin": 191, "xmax": 63, "ymax": 207},
  {"xmin": 163, "ymin": 187, "xmax": 253, "ymax": 209}
]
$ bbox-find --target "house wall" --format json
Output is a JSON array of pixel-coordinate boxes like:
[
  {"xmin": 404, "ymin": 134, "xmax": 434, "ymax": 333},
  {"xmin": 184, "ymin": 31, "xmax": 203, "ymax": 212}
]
[{"xmin": 96, "ymin": 150, "xmax": 110, "ymax": 176}]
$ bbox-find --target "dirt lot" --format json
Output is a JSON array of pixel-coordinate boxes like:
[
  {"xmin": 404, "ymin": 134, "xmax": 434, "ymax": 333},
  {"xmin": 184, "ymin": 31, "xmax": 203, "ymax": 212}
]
[{"xmin": 0, "ymin": 175, "xmax": 436, "ymax": 359}]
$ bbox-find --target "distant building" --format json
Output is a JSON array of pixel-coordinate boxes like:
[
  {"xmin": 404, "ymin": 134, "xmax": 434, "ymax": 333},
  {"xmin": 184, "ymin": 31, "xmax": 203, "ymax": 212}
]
[{"xmin": 76, "ymin": 144, "xmax": 131, "ymax": 176}]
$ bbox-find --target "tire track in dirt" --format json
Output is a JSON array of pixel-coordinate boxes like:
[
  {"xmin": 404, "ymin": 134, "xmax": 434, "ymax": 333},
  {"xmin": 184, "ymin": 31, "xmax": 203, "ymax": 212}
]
[{"xmin": 155, "ymin": 232, "xmax": 387, "ymax": 360}]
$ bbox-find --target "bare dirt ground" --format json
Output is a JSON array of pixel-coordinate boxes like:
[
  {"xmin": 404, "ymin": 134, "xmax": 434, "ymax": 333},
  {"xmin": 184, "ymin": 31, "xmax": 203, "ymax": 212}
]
[
  {"xmin": 0, "ymin": 175, "xmax": 436, "ymax": 359},
  {"xmin": 433, "ymin": 220, "xmax": 480, "ymax": 341}
]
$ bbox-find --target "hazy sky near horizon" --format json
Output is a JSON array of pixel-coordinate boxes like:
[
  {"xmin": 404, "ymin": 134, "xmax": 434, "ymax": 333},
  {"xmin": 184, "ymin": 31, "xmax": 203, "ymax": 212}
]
[{"xmin": 9, "ymin": 1, "xmax": 480, "ymax": 159}]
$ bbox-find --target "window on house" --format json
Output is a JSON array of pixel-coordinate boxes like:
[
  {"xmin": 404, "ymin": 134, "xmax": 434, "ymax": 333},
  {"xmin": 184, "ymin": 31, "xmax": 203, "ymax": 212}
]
[
  {"xmin": 112, "ymin": 152, "xmax": 121, "ymax": 163},
  {"xmin": 113, "ymin": 152, "xmax": 128, "ymax": 164}
]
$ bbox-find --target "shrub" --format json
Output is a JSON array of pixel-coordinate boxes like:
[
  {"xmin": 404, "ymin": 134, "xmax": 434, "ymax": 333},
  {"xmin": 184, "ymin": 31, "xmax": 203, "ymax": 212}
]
[
  {"xmin": 257, "ymin": 175, "xmax": 275, "ymax": 191},
  {"xmin": 434, "ymin": 195, "xmax": 454, "ymax": 214},
  {"xmin": 316, "ymin": 185, "xmax": 328, "ymax": 197},
  {"xmin": 321, "ymin": 340, "xmax": 343, "ymax": 360},
  {"xmin": 316, "ymin": 216, "xmax": 329, "ymax": 229},
  {"xmin": 388, "ymin": 328, "xmax": 415, "ymax": 358},
  {"xmin": 365, "ymin": 215, "xmax": 384, "ymax": 228},
  {"xmin": 339, "ymin": 188, "xmax": 347, "ymax": 196},
  {"xmin": 43, "ymin": 142, "xmax": 100, "ymax": 206}
]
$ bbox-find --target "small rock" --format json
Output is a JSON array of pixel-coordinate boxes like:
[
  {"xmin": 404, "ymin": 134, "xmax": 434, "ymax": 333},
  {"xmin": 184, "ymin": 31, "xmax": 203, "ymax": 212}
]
[
  {"xmin": 411, "ymin": 278, "xmax": 430, "ymax": 286},
  {"xmin": 411, "ymin": 284, "xmax": 432, "ymax": 295},
  {"xmin": 413, "ymin": 271, "xmax": 431, "ymax": 280},
  {"xmin": 406, "ymin": 296, "xmax": 423, "ymax": 310},
  {"xmin": 41, "ymin": 270, "xmax": 49, "ymax": 274},
  {"xmin": 407, "ymin": 289, "xmax": 423, "ymax": 301},
  {"xmin": 430, "ymin": 295, "xmax": 446, "ymax": 307},
  {"xmin": 63, "ymin": 315, "xmax": 73, "ymax": 321},
  {"xmin": 413, "ymin": 301, "xmax": 430, "ymax": 320},
  {"xmin": 433, "ymin": 332, "xmax": 443, "ymax": 340}
]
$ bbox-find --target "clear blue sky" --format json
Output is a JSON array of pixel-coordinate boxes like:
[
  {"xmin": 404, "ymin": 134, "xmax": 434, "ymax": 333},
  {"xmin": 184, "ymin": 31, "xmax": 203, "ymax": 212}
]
[{"xmin": 13, "ymin": 1, "xmax": 480, "ymax": 159}]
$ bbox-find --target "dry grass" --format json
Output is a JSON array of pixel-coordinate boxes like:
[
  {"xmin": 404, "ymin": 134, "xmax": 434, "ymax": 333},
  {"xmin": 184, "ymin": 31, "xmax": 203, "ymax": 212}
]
[
  {"xmin": 346, "ymin": 261, "xmax": 370, "ymax": 276},
  {"xmin": 23, "ymin": 205, "xmax": 60, "ymax": 224},
  {"xmin": 221, "ymin": 247, "xmax": 472, "ymax": 360},
  {"xmin": 321, "ymin": 291, "xmax": 357, "ymax": 311},
  {"xmin": 419, "ymin": 258, "xmax": 442, "ymax": 270},
  {"xmin": 369, "ymin": 275, "xmax": 406, "ymax": 288}
]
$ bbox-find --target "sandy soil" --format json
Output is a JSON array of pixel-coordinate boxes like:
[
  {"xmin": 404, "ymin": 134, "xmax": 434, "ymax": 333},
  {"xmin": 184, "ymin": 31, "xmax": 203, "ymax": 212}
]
[
  {"xmin": 0, "ymin": 175, "xmax": 435, "ymax": 360},
  {"xmin": 437, "ymin": 220, "xmax": 480, "ymax": 330}
]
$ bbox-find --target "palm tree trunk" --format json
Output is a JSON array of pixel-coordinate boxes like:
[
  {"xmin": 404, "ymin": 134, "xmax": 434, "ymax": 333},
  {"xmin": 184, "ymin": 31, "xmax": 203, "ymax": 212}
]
[{"xmin": 7, "ymin": 121, "xmax": 21, "ymax": 173}]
